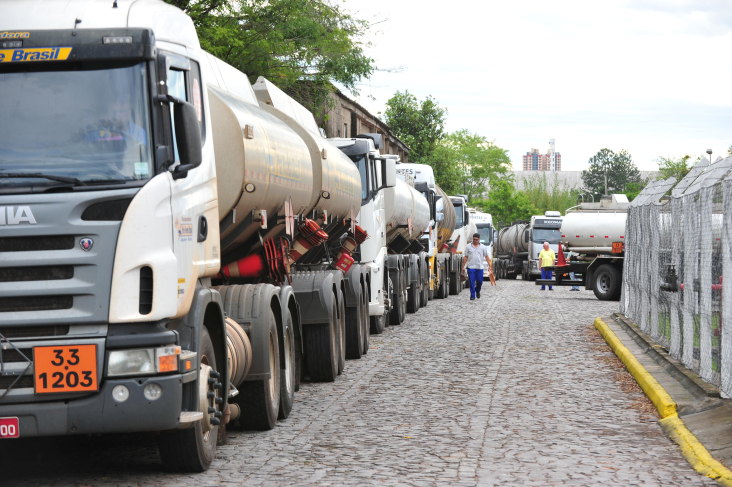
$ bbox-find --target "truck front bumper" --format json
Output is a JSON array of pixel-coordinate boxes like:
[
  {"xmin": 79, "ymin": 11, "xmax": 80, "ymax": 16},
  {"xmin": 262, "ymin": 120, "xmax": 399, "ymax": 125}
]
[{"xmin": 0, "ymin": 374, "xmax": 184, "ymax": 437}]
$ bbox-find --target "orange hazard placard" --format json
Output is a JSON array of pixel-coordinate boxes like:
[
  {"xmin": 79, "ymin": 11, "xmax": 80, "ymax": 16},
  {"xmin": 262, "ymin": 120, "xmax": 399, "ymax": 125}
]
[
  {"xmin": 612, "ymin": 241, "xmax": 624, "ymax": 254},
  {"xmin": 34, "ymin": 345, "xmax": 98, "ymax": 394}
]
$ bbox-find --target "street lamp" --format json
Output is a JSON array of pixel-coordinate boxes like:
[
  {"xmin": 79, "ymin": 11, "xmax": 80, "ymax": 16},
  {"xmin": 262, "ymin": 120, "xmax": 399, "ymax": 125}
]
[{"xmin": 706, "ymin": 149, "xmax": 713, "ymax": 163}]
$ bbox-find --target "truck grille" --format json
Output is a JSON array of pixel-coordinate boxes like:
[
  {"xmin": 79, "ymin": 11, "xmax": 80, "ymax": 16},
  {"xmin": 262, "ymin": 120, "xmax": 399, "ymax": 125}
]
[
  {"xmin": 0, "ymin": 296, "xmax": 73, "ymax": 312},
  {"xmin": 0, "ymin": 236, "xmax": 75, "ymax": 252},
  {"xmin": 0, "ymin": 326, "xmax": 70, "ymax": 339},
  {"xmin": 0, "ymin": 266, "xmax": 73, "ymax": 282},
  {"xmin": 0, "ymin": 191, "xmax": 131, "ymax": 327}
]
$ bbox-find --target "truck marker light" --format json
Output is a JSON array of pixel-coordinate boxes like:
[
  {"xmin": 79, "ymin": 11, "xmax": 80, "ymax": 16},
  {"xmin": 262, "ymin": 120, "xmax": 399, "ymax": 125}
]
[
  {"xmin": 158, "ymin": 354, "xmax": 178, "ymax": 373},
  {"xmin": 157, "ymin": 346, "xmax": 181, "ymax": 373},
  {"xmin": 103, "ymin": 36, "xmax": 132, "ymax": 44}
]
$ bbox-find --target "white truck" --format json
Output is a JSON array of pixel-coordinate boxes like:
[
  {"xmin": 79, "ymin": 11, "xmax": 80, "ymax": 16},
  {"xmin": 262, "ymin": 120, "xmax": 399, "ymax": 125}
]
[
  {"xmin": 330, "ymin": 136, "xmax": 430, "ymax": 332},
  {"xmin": 0, "ymin": 0, "xmax": 378, "ymax": 471},
  {"xmin": 446, "ymin": 195, "xmax": 475, "ymax": 294},
  {"xmin": 494, "ymin": 211, "xmax": 562, "ymax": 281},
  {"xmin": 395, "ymin": 163, "xmax": 456, "ymax": 300},
  {"xmin": 536, "ymin": 194, "xmax": 628, "ymax": 300},
  {"xmin": 525, "ymin": 211, "xmax": 563, "ymax": 280},
  {"xmin": 470, "ymin": 209, "xmax": 495, "ymax": 280}
]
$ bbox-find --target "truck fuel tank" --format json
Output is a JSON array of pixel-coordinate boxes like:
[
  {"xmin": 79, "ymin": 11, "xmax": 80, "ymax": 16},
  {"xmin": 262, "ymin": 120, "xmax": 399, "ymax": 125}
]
[
  {"xmin": 208, "ymin": 85, "xmax": 314, "ymax": 255},
  {"xmin": 384, "ymin": 178, "xmax": 431, "ymax": 244},
  {"xmin": 252, "ymin": 77, "xmax": 361, "ymax": 221},
  {"xmin": 434, "ymin": 184, "xmax": 455, "ymax": 249},
  {"xmin": 496, "ymin": 222, "xmax": 529, "ymax": 255},
  {"xmin": 561, "ymin": 211, "xmax": 627, "ymax": 253}
]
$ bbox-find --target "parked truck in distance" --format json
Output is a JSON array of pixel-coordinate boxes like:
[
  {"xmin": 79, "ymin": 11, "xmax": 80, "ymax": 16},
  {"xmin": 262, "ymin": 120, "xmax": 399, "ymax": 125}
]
[
  {"xmin": 446, "ymin": 195, "xmax": 474, "ymax": 294},
  {"xmin": 494, "ymin": 211, "xmax": 562, "ymax": 281},
  {"xmin": 470, "ymin": 209, "xmax": 495, "ymax": 281},
  {"xmin": 535, "ymin": 194, "xmax": 628, "ymax": 300},
  {"xmin": 395, "ymin": 163, "xmax": 457, "ymax": 300}
]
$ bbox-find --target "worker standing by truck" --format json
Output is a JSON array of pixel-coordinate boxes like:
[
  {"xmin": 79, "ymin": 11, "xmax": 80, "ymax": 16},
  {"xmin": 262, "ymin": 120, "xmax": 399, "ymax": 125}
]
[
  {"xmin": 538, "ymin": 241, "xmax": 556, "ymax": 291},
  {"xmin": 462, "ymin": 233, "xmax": 492, "ymax": 300}
]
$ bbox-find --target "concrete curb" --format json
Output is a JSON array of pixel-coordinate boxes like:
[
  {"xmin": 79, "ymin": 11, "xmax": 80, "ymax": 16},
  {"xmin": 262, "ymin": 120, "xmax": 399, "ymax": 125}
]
[{"xmin": 594, "ymin": 317, "xmax": 732, "ymax": 486}]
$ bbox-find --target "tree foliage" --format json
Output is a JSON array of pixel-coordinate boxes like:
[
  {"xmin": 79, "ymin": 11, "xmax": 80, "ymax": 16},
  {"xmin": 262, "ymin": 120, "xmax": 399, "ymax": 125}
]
[
  {"xmin": 164, "ymin": 0, "xmax": 374, "ymax": 116},
  {"xmin": 473, "ymin": 179, "xmax": 538, "ymax": 229},
  {"xmin": 581, "ymin": 148, "xmax": 643, "ymax": 201},
  {"xmin": 430, "ymin": 130, "xmax": 510, "ymax": 199},
  {"xmin": 656, "ymin": 155, "xmax": 692, "ymax": 182},
  {"xmin": 382, "ymin": 91, "xmax": 447, "ymax": 161}
]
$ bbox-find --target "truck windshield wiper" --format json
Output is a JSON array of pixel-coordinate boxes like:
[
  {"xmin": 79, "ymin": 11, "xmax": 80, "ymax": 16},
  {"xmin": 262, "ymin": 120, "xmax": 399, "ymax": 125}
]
[{"xmin": 0, "ymin": 172, "xmax": 86, "ymax": 186}]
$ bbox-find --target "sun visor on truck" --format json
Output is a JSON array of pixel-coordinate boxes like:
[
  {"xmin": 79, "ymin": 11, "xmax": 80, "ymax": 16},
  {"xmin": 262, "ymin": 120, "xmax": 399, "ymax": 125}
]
[{"xmin": 0, "ymin": 28, "xmax": 155, "ymax": 64}]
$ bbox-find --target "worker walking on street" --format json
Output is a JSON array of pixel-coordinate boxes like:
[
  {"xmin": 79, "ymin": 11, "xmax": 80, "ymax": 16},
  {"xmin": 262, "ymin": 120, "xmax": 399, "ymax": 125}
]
[
  {"xmin": 462, "ymin": 233, "xmax": 492, "ymax": 300},
  {"xmin": 539, "ymin": 241, "xmax": 556, "ymax": 291}
]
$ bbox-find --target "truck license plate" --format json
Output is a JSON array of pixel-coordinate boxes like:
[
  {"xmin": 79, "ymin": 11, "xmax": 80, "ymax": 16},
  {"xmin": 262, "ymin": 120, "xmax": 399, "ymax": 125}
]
[
  {"xmin": 0, "ymin": 417, "xmax": 19, "ymax": 438},
  {"xmin": 33, "ymin": 345, "xmax": 98, "ymax": 394}
]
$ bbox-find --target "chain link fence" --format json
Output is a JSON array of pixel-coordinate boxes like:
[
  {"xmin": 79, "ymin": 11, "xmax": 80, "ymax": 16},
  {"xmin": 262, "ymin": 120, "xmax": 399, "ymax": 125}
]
[{"xmin": 621, "ymin": 156, "xmax": 732, "ymax": 398}]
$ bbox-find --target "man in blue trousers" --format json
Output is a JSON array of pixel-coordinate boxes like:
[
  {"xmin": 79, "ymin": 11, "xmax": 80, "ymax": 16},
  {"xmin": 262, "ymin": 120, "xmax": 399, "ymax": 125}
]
[{"xmin": 462, "ymin": 233, "xmax": 493, "ymax": 300}]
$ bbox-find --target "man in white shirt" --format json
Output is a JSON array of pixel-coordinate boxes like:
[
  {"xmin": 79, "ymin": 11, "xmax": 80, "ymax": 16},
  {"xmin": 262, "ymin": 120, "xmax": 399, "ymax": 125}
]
[{"xmin": 462, "ymin": 233, "xmax": 493, "ymax": 300}]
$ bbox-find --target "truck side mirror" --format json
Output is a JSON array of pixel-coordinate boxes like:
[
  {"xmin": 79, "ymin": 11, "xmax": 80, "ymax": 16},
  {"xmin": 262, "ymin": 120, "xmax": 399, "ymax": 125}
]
[
  {"xmin": 436, "ymin": 211, "xmax": 444, "ymax": 222},
  {"xmin": 380, "ymin": 158, "xmax": 396, "ymax": 189},
  {"xmin": 172, "ymin": 101, "xmax": 202, "ymax": 180},
  {"xmin": 464, "ymin": 209, "xmax": 469, "ymax": 223}
]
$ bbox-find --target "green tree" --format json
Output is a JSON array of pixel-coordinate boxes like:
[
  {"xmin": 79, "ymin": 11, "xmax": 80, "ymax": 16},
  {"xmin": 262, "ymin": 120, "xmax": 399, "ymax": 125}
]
[
  {"xmin": 581, "ymin": 148, "xmax": 643, "ymax": 201},
  {"xmin": 382, "ymin": 91, "xmax": 447, "ymax": 161},
  {"xmin": 656, "ymin": 155, "xmax": 692, "ymax": 182},
  {"xmin": 430, "ymin": 130, "xmax": 511, "ymax": 200},
  {"xmin": 473, "ymin": 178, "xmax": 538, "ymax": 229},
  {"xmin": 518, "ymin": 172, "xmax": 581, "ymax": 214},
  {"xmin": 165, "ymin": 0, "xmax": 374, "ymax": 117}
]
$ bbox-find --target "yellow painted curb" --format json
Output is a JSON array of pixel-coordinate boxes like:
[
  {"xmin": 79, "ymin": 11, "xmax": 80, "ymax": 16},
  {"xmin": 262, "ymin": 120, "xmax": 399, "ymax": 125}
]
[{"xmin": 594, "ymin": 317, "xmax": 732, "ymax": 486}]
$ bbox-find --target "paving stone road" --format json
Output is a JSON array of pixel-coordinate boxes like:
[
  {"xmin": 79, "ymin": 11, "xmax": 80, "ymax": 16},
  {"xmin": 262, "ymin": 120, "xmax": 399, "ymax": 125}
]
[{"xmin": 2, "ymin": 279, "xmax": 718, "ymax": 486}]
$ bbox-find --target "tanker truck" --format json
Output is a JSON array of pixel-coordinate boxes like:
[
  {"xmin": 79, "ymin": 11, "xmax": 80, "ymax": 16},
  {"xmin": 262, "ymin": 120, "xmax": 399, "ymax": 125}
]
[
  {"xmin": 446, "ymin": 195, "xmax": 474, "ymax": 294},
  {"xmin": 470, "ymin": 209, "xmax": 495, "ymax": 281},
  {"xmin": 535, "ymin": 194, "xmax": 628, "ymax": 300},
  {"xmin": 395, "ymin": 163, "xmax": 458, "ymax": 300},
  {"xmin": 494, "ymin": 221, "xmax": 529, "ymax": 280},
  {"xmin": 494, "ymin": 211, "xmax": 561, "ymax": 280},
  {"xmin": 524, "ymin": 211, "xmax": 563, "ymax": 280},
  {"xmin": 329, "ymin": 139, "xmax": 430, "ymax": 331},
  {"xmin": 0, "ymin": 0, "xmax": 369, "ymax": 472},
  {"xmin": 382, "ymin": 157, "xmax": 431, "ymax": 324}
]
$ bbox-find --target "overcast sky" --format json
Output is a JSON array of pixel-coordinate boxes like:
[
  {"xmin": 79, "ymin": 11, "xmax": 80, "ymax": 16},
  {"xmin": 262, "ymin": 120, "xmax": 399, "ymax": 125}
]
[{"xmin": 340, "ymin": 0, "xmax": 732, "ymax": 171}]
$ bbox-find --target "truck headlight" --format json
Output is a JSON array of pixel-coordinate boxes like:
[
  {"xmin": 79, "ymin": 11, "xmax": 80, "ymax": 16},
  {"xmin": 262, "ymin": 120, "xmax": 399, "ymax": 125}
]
[{"xmin": 107, "ymin": 346, "xmax": 181, "ymax": 377}]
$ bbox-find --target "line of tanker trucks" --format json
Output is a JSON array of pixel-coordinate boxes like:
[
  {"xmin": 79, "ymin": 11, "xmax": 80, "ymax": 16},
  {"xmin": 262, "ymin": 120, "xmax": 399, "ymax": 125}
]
[
  {"xmin": 495, "ymin": 194, "xmax": 629, "ymax": 301},
  {"xmin": 0, "ymin": 0, "xmax": 482, "ymax": 472}
]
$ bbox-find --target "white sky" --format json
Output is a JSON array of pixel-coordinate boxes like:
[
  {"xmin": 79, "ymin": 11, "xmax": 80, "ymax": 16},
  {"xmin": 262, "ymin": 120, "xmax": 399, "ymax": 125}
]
[{"xmin": 340, "ymin": 0, "xmax": 732, "ymax": 171}]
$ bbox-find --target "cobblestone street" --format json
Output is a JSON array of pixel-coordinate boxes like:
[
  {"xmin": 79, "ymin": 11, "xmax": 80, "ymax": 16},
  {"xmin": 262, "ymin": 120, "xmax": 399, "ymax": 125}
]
[{"xmin": 4, "ymin": 279, "xmax": 718, "ymax": 486}]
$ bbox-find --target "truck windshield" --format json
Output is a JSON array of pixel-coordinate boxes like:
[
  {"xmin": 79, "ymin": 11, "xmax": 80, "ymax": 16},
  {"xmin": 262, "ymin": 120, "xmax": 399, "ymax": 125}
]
[
  {"xmin": 0, "ymin": 63, "xmax": 152, "ymax": 191},
  {"xmin": 532, "ymin": 228, "xmax": 561, "ymax": 244},
  {"xmin": 477, "ymin": 225, "xmax": 493, "ymax": 245},
  {"xmin": 453, "ymin": 203, "xmax": 464, "ymax": 227}
]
